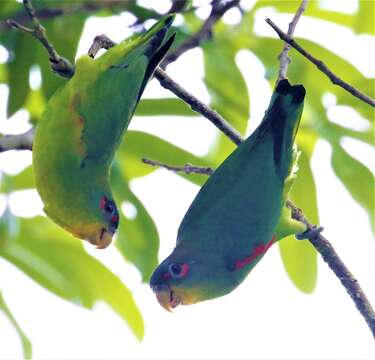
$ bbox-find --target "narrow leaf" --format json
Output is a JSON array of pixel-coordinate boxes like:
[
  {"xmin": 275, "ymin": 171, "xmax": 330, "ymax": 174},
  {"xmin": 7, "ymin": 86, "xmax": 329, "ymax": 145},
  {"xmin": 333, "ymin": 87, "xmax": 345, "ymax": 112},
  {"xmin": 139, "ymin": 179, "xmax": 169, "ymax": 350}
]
[
  {"xmin": 136, "ymin": 98, "xmax": 198, "ymax": 117},
  {"xmin": 7, "ymin": 33, "xmax": 36, "ymax": 117},
  {"xmin": 0, "ymin": 290, "xmax": 32, "ymax": 359},
  {"xmin": 331, "ymin": 144, "xmax": 374, "ymax": 233},
  {"xmin": 203, "ymin": 39, "xmax": 250, "ymax": 162}
]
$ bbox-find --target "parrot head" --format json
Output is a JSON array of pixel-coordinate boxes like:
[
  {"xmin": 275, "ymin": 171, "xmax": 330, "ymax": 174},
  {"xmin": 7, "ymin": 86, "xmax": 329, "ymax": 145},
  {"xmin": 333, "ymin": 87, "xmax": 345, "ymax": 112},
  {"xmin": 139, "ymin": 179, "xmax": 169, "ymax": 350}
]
[
  {"xmin": 150, "ymin": 248, "xmax": 237, "ymax": 311},
  {"xmin": 80, "ymin": 193, "xmax": 120, "ymax": 249},
  {"xmin": 43, "ymin": 176, "xmax": 120, "ymax": 249}
]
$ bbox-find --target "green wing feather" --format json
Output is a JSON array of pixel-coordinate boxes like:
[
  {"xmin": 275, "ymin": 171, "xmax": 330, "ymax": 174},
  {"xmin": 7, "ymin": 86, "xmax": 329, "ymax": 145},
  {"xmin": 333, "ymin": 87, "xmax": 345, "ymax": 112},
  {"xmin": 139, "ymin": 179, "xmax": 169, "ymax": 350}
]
[{"xmin": 72, "ymin": 18, "xmax": 175, "ymax": 166}]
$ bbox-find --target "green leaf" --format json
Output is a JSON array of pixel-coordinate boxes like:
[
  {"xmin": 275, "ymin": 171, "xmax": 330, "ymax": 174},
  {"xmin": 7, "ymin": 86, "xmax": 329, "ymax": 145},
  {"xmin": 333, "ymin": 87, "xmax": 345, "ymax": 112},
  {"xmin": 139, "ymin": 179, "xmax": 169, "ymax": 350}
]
[
  {"xmin": 0, "ymin": 166, "xmax": 34, "ymax": 193},
  {"xmin": 203, "ymin": 38, "xmax": 250, "ymax": 162},
  {"xmin": 119, "ymin": 131, "xmax": 213, "ymax": 186},
  {"xmin": 136, "ymin": 98, "xmax": 198, "ymax": 117},
  {"xmin": 112, "ymin": 166, "xmax": 159, "ymax": 282},
  {"xmin": 356, "ymin": 1, "xmax": 375, "ymax": 35},
  {"xmin": 0, "ymin": 63, "xmax": 7, "ymax": 83},
  {"xmin": 0, "ymin": 215, "xmax": 144, "ymax": 340},
  {"xmin": 0, "ymin": 1, "xmax": 22, "ymax": 19},
  {"xmin": 253, "ymin": 0, "xmax": 372, "ymax": 35},
  {"xmin": 7, "ymin": 33, "xmax": 36, "ymax": 117},
  {"xmin": 279, "ymin": 131, "xmax": 318, "ymax": 293},
  {"xmin": 0, "ymin": 290, "xmax": 32, "ymax": 359},
  {"xmin": 331, "ymin": 143, "xmax": 375, "ymax": 233},
  {"xmin": 25, "ymin": 88, "xmax": 46, "ymax": 123}
]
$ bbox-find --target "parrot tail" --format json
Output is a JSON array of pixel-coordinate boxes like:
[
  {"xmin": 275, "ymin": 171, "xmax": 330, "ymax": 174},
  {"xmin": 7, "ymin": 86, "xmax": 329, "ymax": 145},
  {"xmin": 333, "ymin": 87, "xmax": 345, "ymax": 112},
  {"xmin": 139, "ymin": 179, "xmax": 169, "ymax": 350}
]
[{"xmin": 263, "ymin": 79, "xmax": 306, "ymax": 179}]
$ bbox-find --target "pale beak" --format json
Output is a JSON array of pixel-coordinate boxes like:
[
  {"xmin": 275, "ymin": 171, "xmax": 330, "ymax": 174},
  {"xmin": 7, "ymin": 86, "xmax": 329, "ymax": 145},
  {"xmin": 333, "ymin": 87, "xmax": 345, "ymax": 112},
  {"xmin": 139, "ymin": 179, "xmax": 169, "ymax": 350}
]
[
  {"xmin": 152, "ymin": 284, "xmax": 181, "ymax": 312},
  {"xmin": 86, "ymin": 228, "xmax": 113, "ymax": 249}
]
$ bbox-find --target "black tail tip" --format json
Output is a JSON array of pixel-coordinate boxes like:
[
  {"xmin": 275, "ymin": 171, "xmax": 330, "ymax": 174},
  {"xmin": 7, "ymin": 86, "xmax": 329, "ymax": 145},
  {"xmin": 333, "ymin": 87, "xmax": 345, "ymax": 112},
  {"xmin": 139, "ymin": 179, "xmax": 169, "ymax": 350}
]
[
  {"xmin": 291, "ymin": 84, "xmax": 306, "ymax": 103},
  {"xmin": 276, "ymin": 79, "xmax": 306, "ymax": 103},
  {"xmin": 164, "ymin": 14, "xmax": 175, "ymax": 28}
]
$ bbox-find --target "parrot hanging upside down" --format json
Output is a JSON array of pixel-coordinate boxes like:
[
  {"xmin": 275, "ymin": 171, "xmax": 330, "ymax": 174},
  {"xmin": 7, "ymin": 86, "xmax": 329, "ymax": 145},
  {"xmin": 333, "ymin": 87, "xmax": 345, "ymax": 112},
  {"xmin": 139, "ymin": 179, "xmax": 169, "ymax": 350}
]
[
  {"xmin": 33, "ymin": 16, "xmax": 175, "ymax": 248},
  {"xmin": 150, "ymin": 79, "xmax": 307, "ymax": 311}
]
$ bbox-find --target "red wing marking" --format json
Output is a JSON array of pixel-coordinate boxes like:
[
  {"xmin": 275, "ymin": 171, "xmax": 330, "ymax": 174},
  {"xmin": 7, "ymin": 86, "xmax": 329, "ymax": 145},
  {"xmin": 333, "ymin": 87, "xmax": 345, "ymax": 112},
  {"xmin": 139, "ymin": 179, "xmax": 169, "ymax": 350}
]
[{"xmin": 234, "ymin": 235, "xmax": 276, "ymax": 270}]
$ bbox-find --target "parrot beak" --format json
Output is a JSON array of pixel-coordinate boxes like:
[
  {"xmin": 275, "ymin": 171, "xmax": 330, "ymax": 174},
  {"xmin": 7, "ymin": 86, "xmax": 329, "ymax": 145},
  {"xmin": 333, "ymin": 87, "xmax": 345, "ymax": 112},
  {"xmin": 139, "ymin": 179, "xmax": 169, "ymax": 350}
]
[
  {"xmin": 86, "ymin": 228, "xmax": 113, "ymax": 249},
  {"xmin": 152, "ymin": 284, "xmax": 181, "ymax": 312}
]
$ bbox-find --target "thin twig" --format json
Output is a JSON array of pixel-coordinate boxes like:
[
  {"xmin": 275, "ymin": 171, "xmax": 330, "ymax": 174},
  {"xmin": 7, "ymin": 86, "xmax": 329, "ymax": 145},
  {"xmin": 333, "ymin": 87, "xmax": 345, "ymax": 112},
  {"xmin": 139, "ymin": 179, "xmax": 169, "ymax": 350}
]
[
  {"xmin": 154, "ymin": 68, "xmax": 243, "ymax": 145},
  {"xmin": 266, "ymin": 17, "xmax": 375, "ymax": 107},
  {"xmin": 142, "ymin": 158, "xmax": 214, "ymax": 175},
  {"xmin": 161, "ymin": 0, "xmax": 240, "ymax": 68},
  {"xmin": 0, "ymin": 129, "xmax": 34, "ymax": 152},
  {"xmin": 286, "ymin": 200, "xmax": 375, "ymax": 336},
  {"xmin": 277, "ymin": 0, "xmax": 307, "ymax": 81},
  {"xmin": 6, "ymin": 0, "xmax": 74, "ymax": 78}
]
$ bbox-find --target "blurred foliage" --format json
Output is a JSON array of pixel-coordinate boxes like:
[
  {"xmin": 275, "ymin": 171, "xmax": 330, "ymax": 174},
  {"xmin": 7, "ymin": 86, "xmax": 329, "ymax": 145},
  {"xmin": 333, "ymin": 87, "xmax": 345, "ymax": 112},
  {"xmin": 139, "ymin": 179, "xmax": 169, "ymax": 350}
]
[
  {"xmin": 0, "ymin": 0, "xmax": 374, "ymax": 356},
  {"xmin": 0, "ymin": 288, "xmax": 32, "ymax": 359}
]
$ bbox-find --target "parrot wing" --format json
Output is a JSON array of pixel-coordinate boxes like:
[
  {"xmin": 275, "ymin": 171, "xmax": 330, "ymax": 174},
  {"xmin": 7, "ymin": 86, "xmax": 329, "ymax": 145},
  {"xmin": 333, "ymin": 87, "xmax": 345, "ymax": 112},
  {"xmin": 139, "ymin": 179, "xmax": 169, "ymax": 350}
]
[{"xmin": 72, "ymin": 16, "xmax": 175, "ymax": 167}]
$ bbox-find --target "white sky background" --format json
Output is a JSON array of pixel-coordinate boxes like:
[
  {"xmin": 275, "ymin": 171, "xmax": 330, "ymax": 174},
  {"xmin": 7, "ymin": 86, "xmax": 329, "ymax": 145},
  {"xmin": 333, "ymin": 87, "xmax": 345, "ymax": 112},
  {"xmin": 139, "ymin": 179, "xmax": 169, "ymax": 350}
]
[{"xmin": 0, "ymin": 0, "xmax": 375, "ymax": 358}]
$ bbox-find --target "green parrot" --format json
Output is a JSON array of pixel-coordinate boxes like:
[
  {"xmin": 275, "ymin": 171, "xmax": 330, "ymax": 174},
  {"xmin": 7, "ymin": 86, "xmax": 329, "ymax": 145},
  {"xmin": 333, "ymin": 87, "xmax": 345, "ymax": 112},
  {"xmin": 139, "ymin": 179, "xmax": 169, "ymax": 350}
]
[
  {"xmin": 33, "ymin": 16, "xmax": 175, "ymax": 248},
  {"xmin": 150, "ymin": 79, "xmax": 306, "ymax": 310}
]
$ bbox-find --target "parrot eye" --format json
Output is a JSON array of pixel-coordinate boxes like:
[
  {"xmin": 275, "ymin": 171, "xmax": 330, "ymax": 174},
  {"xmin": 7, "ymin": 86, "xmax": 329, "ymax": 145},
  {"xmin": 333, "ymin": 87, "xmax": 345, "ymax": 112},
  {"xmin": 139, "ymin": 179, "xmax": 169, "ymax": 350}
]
[
  {"xmin": 168, "ymin": 263, "xmax": 189, "ymax": 279},
  {"xmin": 104, "ymin": 201, "xmax": 115, "ymax": 214},
  {"xmin": 100, "ymin": 197, "xmax": 116, "ymax": 214}
]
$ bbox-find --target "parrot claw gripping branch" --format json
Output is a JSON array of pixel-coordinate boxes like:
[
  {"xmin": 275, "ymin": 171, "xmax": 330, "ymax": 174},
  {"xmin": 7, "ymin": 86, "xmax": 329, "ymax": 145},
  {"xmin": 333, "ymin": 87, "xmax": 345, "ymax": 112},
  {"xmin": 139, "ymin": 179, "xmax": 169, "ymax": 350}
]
[{"xmin": 8, "ymin": 0, "xmax": 176, "ymax": 248}]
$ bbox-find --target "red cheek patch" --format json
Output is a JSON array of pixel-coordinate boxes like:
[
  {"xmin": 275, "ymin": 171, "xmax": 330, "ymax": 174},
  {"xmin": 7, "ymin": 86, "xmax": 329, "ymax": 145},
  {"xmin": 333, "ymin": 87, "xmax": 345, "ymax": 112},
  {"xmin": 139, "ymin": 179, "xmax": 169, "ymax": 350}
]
[
  {"xmin": 111, "ymin": 215, "xmax": 119, "ymax": 223},
  {"xmin": 180, "ymin": 263, "xmax": 189, "ymax": 277},
  {"xmin": 99, "ymin": 197, "xmax": 106, "ymax": 209},
  {"xmin": 234, "ymin": 235, "xmax": 276, "ymax": 271}
]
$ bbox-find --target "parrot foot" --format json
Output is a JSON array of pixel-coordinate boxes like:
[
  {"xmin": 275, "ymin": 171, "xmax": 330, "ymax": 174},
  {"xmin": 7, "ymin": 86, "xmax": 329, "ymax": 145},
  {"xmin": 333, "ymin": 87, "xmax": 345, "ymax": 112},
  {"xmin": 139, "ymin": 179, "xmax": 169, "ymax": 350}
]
[
  {"xmin": 296, "ymin": 226, "xmax": 324, "ymax": 240},
  {"xmin": 88, "ymin": 34, "xmax": 117, "ymax": 58}
]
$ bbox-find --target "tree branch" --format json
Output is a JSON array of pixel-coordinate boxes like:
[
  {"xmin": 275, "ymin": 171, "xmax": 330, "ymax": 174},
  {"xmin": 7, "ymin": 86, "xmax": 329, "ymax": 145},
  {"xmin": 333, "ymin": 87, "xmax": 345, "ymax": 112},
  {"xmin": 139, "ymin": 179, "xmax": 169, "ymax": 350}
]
[
  {"xmin": 277, "ymin": 0, "xmax": 307, "ymax": 81},
  {"xmin": 266, "ymin": 17, "xmax": 375, "ymax": 108},
  {"xmin": 142, "ymin": 158, "xmax": 214, "ymax": 175},
  {"xmin": 6, "ymin": 0, "xmax": 75, "ymax": 78},
  {"xmin": 286, "ymin": 200, "xmax": 375, "ymax": 336},
  {"xmin": 154, "ymin": 68, "xmax": 243, "ymax": 145},
  {"xmin": 161, "ymin": 0, "xmax": 240, "ymax": 68},
  {"xmin": 0, "ymin": 129, "xmax": 34, "ymax": 152}
]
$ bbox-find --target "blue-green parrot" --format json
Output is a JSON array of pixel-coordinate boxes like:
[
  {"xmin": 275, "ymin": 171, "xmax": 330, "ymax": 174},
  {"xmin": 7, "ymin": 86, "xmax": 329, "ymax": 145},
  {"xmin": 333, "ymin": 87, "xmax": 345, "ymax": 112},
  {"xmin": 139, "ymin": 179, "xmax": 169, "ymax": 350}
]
[{"xmin": 150, "ymin": 79, "xmax": 306, "ymax": 310}]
